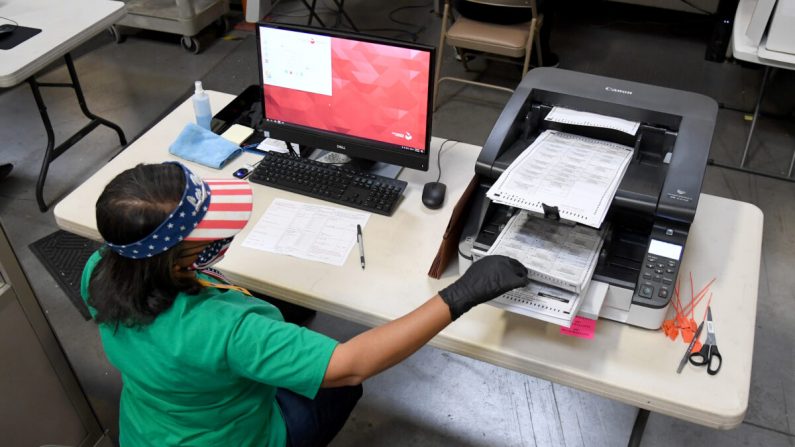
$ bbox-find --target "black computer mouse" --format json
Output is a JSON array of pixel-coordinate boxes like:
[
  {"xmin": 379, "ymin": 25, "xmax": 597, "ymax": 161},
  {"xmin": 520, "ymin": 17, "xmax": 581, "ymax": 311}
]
[{"xmin": 422, "ymin": 182, "xmax": 446, "ymax": 209}]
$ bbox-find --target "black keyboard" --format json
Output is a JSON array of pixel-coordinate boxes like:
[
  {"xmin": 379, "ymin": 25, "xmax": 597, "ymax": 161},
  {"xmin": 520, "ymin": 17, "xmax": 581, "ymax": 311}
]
[{"xmin": 249, "ymin": 152, "xmax": 407, "ymax": 216}]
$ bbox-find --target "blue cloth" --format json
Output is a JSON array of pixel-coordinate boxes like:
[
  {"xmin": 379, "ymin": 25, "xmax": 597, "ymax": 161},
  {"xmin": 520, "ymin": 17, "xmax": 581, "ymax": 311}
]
[
  {"xmin": 275, "ymin": 385, "xmax": 362, "ymax": 447},
  {"xmin": 169, "ymin": 122, "xmax": 241, "ymax": 169}
]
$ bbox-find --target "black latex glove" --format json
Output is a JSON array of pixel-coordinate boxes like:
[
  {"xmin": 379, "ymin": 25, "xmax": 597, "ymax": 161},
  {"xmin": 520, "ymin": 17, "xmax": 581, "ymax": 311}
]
[{"xmin": 439, "ymin": 255, "xmax": 530, "ymax": 321}]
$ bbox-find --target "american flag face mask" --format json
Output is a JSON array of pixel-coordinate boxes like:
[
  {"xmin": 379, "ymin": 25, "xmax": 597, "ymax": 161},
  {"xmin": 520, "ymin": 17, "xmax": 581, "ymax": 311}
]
[
  {"xmin": 188, "ymin": 237, "xmax": 233, "ymax": 270},
  {"xmin": 105, "ymin": 162, "xmax": 253, "ymax": 264}
]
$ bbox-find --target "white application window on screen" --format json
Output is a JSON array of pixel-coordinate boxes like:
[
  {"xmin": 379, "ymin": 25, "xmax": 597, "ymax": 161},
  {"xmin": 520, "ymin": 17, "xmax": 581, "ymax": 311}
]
[{"xmin": 260, "ymin": 28, "xmax": 332, "ymax": 96}]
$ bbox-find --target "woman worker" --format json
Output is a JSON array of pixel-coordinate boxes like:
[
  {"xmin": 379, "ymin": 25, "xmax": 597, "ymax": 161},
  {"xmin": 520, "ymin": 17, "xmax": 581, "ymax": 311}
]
[{"xmin": 82, "ymin": 161, "xmax": 530, "ymax": 447}]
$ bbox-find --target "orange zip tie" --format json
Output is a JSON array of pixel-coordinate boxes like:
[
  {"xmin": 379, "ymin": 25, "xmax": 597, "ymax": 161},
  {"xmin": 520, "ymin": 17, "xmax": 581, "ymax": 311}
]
[
  {"xmin": 661, "ymin": 275, "xmax": 716, "ymax": 344},
  {"xmin": 686, "ymin": 273, "xmax": 698, "ymax": 336},
  {"xmin": 665, "ymin": 279, "xmax": 686, "ymax": 339},
  {"xmin": 681, "ymin": 286, "xmax": 710, "ymax": 331},
  {"xmin": 674, "ymin": 278, "xmax": 682, "ymax": 309},
  {"xmin": 679, "ymin": 278, "xmax": 715, "ymax": 317}
]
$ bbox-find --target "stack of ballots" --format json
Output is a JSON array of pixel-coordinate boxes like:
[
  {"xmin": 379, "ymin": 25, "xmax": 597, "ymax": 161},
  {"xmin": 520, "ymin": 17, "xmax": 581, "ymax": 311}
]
[
  {"xmin": 483, "ymin": 211, "xmax": 606, "ymax": 327},
  {"xmin": 479, "ymin": 109, "xmax": 638, "ymax": 327}
]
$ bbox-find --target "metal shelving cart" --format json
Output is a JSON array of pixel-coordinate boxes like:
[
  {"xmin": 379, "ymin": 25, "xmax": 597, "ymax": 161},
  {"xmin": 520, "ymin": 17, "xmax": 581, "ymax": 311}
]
[{"xmin": 109, "ymin": 0, "xmax": 230, "ymax": 53}]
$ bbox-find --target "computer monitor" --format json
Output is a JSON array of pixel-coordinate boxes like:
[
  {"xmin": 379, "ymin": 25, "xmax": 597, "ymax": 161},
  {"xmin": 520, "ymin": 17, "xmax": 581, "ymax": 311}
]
[{"xmin": 255, "ymin": 22, "xmax": 434, "ymax": 173}]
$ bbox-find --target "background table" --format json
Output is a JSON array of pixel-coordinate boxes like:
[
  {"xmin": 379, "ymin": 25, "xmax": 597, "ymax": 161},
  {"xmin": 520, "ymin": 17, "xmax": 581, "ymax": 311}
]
[
  {"xmin": 55, "ymin": 91, "xmax": 763, "ymax": 444},
  {"xmin": 722, "ymin": 0, "xmax": 795, "ymax": 181},
  {"xmin": 0, "ymin": 0, "xmax": 128, "ymax": 211}
]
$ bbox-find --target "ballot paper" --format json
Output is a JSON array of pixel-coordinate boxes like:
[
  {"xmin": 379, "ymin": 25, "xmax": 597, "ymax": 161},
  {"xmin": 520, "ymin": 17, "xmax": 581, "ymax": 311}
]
[
  {"xmin": 544, "ymin": 106, "xmax": 641, "ymax": 135},
  {"xmin": 486, "ymin": 130, "xmax": 633, "ymax": 228},
  {"xmin": 242, "ymin": 198, "xmax": 369, "ymax": 266},
  {"xmin": 491, "ymin": 281, "xmax": 582, "ymax": 327},
  {"xmin": 486, "ymin": 210, "xmax": 605, "ymax": 294},
  {"xmin": 489, "ymin": 277, "xmax": 608, "ymax": 328}
]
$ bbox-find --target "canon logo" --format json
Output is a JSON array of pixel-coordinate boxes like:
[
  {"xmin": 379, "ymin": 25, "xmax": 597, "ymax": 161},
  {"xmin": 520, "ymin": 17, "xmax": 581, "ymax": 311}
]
[
  {"xmin": 605, "ymin": 86, "xmax": 632, "ymax": 95},
  {"xmin": 336, "ymin": 144, "xmax": 346, "ymax": 150}
]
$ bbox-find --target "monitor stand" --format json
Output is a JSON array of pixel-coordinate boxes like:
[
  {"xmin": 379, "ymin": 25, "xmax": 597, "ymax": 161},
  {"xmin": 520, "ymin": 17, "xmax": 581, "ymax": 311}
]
[{"xmin": 309, "ymin": 149, "xmax": 403, "ymax": 180}]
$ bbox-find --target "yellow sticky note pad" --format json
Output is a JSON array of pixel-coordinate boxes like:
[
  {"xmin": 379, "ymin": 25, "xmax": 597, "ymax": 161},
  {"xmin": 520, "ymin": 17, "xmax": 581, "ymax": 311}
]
[{"xmin": 221, "ymin": 124, "xmax": 255, "ymax": 145}]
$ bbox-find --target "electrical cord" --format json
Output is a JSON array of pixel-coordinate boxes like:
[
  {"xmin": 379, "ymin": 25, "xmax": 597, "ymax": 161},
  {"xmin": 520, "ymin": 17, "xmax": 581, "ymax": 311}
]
[
  {"xmin": 435, "ymin": 139, "xmax": 458, "ymax": 183},
  {"xmin": 312, "ymin": 0, "xmax": 432, "ymax": 41},
  {"xmin": 0, "ymin": 16, "xmax": 19, "ymax": 32},
  {"xmin": 387, "ymin": 1, "xmax": 432, "ymax": 41},
  {"xmin": 266, "ymin": 0, "xmax": 431, "ymax": 42},
  {"xmin": 265, "ymin": 2, "xmax": 338, "ymax": 21}
]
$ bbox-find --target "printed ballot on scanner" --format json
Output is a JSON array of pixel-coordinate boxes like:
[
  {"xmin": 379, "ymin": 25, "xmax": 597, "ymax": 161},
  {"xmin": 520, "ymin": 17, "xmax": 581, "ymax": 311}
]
[{"xmin": 463, "ymin": 68, "xmax": 717, "ymax": 329}]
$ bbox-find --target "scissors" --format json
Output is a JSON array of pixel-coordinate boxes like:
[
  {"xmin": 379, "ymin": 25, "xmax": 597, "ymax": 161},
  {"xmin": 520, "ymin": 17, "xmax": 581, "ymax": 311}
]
[{"xmin": 688, "ymin": 306, "xmax": 722, "ymax": 375}]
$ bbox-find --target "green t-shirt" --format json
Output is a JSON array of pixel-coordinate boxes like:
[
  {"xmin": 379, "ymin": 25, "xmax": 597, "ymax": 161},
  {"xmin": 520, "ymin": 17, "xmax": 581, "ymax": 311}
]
[{"xmin": 81, "ymin": 251, "xmax": 338, "ymax": 447}]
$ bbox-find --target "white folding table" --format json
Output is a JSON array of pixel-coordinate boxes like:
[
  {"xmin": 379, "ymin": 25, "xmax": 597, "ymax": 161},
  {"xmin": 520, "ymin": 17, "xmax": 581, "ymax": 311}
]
[
  {"xmin": 54, "ymin": 91, "xmax": 764, "ymax": 447},
  {"xmin": 716, "ymin": 0, "xmax": 795, "ymax": 181},
  {"xmin": 0, "ymin": 0, "xmax": 128, "ymax": 211}
]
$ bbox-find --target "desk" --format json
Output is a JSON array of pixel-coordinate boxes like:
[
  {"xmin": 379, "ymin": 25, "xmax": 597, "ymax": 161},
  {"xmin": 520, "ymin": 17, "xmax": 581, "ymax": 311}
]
[
  {"xmin": 0, "ymin": 0, "xmax": 127, "ymax": 211},
  {"xmin": 55, "ymin": 91, "xmax": 763, "ymax": 445},
  {"xmin": 721, "ymin": 0, "xmax": 795, "ymax": 181}
]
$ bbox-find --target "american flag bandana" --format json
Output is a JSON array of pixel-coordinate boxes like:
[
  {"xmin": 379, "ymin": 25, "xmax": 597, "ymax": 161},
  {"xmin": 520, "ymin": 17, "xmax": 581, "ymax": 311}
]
[{"xmin": 106, "ymin": 162, "xmax": 253, "ymax": 259}]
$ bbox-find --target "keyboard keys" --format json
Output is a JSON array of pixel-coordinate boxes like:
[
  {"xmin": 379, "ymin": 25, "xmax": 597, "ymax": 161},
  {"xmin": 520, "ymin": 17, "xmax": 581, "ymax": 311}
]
[{"xmin": 249, "ymin": 152, "xmax": 407, "ymax": 216}]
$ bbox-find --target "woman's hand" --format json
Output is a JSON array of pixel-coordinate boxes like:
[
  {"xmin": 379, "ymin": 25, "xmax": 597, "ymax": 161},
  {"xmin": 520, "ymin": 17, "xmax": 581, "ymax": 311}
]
[{"xmin": 438, "ymin": 255, "xmax": 529, "ymax": 320}]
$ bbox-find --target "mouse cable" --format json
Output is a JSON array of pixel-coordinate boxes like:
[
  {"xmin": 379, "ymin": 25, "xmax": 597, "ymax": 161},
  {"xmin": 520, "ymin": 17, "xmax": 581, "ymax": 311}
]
[
  {"xmin": 435, "ymin": 139, "xmax": 459, "ymax": 183},
  {"xmin": 0, "ymin": 16, "xmax": 19, "ymax": 31}
]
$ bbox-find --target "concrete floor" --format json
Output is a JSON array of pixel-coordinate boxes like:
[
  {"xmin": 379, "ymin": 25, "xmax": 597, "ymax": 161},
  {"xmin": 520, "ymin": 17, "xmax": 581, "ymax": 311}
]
[{"xmin": 1, "ymin": 1, "xmax": 794, "ymax": 446}]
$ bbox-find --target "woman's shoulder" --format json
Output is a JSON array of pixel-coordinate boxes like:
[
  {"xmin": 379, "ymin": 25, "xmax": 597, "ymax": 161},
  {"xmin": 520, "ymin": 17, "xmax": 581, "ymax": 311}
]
[
  {"xmin": 80, "ymin": 249, "xmax": 105, "ymax": 304},
  {"xmin": 82, "ymin": 249, "xmax": 104, "ymax": 278},
  {"xmin": 176, "ymin": 285, "xmax": 284, "ymax": 323}
]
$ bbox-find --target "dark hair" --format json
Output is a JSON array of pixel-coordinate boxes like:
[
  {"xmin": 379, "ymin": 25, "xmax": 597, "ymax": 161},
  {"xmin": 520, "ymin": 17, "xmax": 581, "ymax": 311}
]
[{"xmin": 88, "ymin": 163, "xmax": 200, "ymax": 327}]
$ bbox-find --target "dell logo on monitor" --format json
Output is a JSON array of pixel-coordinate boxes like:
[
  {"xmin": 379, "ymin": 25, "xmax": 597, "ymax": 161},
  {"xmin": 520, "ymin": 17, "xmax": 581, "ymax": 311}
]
[
  {"xmin": 605, "ymin": 86, "xmax": 632, "ymax": 95},
  {"xmin": 336, "ymin": 144, "xmax": 346, "ymax": 150}
]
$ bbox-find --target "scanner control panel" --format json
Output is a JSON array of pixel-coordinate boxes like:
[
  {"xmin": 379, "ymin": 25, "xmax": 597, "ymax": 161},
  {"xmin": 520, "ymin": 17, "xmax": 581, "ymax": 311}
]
[{"xmin": 634, "ymin": 238, "xmax": 682, "ymax": 308}]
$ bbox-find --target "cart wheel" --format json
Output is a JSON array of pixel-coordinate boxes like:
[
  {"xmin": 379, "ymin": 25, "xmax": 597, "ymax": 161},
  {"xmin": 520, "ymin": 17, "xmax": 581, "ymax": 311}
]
[
  {"xmin": 215, "ymin": 16, "xmax": 231, "ymax": 37},
  {"xmin": 108, "ymin": 25, "xmax": 126, "ymax": 44},
  {"xmin": 180, "ymin": 36, "xmax": 201, "ymax": 54}
]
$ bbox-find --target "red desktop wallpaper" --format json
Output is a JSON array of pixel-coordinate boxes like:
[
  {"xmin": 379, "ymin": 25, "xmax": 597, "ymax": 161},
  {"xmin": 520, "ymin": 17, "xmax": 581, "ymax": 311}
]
[{"xmin": 263, "ymin": 38, "xmax": 431, "ymax": 153}]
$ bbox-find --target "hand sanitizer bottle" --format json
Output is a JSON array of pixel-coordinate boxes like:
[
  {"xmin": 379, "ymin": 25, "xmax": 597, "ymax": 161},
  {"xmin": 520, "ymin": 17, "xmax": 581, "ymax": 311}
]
[{"xmin": 192, "ymin": 81, "xmax": 212, "ymax": 130}]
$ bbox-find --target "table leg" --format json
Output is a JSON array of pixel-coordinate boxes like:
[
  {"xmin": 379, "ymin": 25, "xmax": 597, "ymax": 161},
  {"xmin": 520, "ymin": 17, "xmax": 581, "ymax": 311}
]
[
  {"xmin": 301, "ymin": 0, "xmax": 355, "ymax": 30},
  {"xmin": 739, "ymin": 65, "xmax": 771, "ymax": 168},
  {"xmin": 27, "ymin": 53, "xmax": 127, "ymax": 212},
  {"xmin": 27, "ymin": 77, "xmax": 57, "ymax": 213},
  {"xmin": 708, "ymin": 65, "xmax": 795, "ymax": 182},
  {"xmin": 260, "ymin": 0, "xmax": 282, "ymax": 20},
  {"xmin": 330, "ymin": 0, "xmax": 359, "ymax": 31},
  {"xmin": 627, "ymin": 408, "xmax": 650, "ymax": 447},
  {"xmin": 302, "ymin": 0, "xmax": 327, "ymax": 28},
  {"xmin": 63, "ymin": 54, "xmax": 127, "ymax": 147}
]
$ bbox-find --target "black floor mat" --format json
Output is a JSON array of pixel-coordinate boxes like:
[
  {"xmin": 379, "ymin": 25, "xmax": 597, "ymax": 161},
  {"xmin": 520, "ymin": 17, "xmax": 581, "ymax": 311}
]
[{"xmin": 29, "ymin": 231, "xmax": 100, "ymax": 320}]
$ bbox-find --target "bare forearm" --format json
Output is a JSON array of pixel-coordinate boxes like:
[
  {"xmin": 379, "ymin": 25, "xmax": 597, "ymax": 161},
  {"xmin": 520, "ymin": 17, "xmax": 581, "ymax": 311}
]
[
  {"xmin": 322, "ymin": 295, "xmax": 452, "ymax": 387},
  {"xmin": 321, "ymin": 256, "xmax": 530, "ymax": 387}
]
